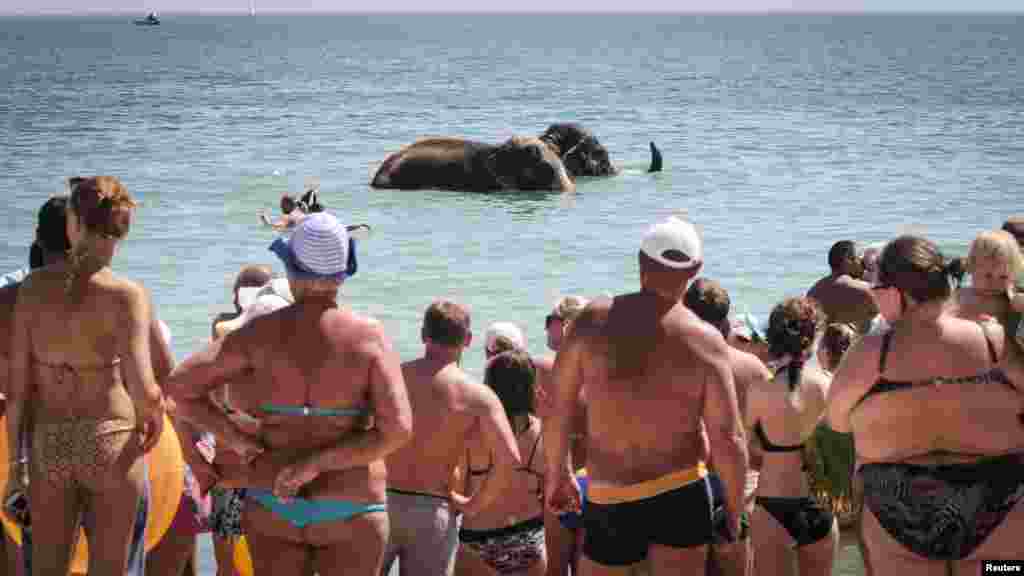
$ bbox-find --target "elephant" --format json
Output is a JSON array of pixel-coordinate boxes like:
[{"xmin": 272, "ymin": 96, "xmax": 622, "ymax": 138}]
[
  {"xmin": 370, "ymin": 136, "xmax": 575, "ymax": 192},
  {"xmin": 538, "ymin": 122, "xmax": 663, "ymax": 176}
]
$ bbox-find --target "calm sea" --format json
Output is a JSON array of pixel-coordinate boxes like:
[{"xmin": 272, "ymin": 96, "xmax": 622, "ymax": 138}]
[{"xmin": 1, "ymin": 13, "xmax": 1021, "ymax": 575}]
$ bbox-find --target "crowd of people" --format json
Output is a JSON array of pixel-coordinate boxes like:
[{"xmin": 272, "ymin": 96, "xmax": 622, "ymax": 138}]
[{"xmin": 0, "ymin": 175, "xmax": 1022, "ymax": 576}]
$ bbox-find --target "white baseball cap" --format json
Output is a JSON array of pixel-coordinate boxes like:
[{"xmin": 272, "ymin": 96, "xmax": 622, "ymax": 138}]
[
  {"xmin": 640, "ymin": 216, "xmax": 702, "ymax": 270},
  {"xmin": 485, "ymin": 322, "xmax": 526, "ymax": 354}
]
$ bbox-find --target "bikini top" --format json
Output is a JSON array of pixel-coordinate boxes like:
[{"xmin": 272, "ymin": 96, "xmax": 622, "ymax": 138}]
[
  {"xmin": 258, "ymin": 369, "xmax": 368, "ymax": 418},
  {"xmin": 468, "ymin": 420, "xmax": 544, "ymax": 498},
  {"xmin": 33, "ymin": 356, "xmax": 122, "ymax": 384},
  {"xmin": 859, "ymin": 321, "xmax": 1012, "ymax": 404},
  {"xmin": 753, "ymin": 420, "xmax": 803, "ymax": 453}
]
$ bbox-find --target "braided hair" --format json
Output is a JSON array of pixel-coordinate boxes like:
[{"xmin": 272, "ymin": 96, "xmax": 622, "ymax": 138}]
[{"xmin": 767, "ymin": 297, "xmax": 826, "ymax": 392}]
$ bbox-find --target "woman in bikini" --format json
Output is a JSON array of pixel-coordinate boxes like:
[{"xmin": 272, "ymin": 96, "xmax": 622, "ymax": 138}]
[
  {"xmin": 4, "ymin": 176, "xmax": 166, "ymax": 575},
  {"xmin": 168, "ymin": 212, "xmax": 412, "ymax": 576},
  {"xmin": 827, "ymin": 234, "xmax": 1024, "ymax": 575},
  {"xmin": 745, "ymin": 297, "xmax": 838, "ymax": 576},
  {"xmin": 455, "ymin": 349, "xmax": 547, "ymax": 576}
]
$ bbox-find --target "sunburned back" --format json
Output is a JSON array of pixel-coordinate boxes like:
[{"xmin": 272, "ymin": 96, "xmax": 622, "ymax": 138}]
[
  {"xmin": 229, "ymin": 305, "xmax": 377, "ymax": 450},
  {"xmin": 580, "ymin": 294, "xmax": 710, "ymax": 484},
  {"xmin": 223, "ymin": 304, "xmax": 387, "ymax": 499},
  {"xmin": 851, "ymin": 318, "xmax": 1024, "ymax": 463},
  {"xmin": 386, "ymin": 358, "xmax": 478, "ymax": 496},
  {"xmin": 20, "ymin": 266, "xmax": 138, "ymax": 420},
  {"xmin": 462, "ymin": 417, "xmax": 544, "ymax": 530}
]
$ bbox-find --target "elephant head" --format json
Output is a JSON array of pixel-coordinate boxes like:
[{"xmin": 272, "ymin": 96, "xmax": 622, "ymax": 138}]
[
  {"xmin": 486, "ymin": 136, "xmax": 575, "ymax": 192},
  {"xmin": 539, "ymin": 123, "xmax": 618, "ymax": 178}
]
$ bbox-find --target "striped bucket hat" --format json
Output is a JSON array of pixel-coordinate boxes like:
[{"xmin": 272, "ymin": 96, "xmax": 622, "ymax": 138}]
[{"xmin": 269, "ymin": 212, "xmax": 357, "ymax": 282}]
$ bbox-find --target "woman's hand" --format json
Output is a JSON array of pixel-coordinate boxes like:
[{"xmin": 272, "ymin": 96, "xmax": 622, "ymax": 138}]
[{"xmin": 272, "ymin": 457, "xmax": 320, "ymax": 502}]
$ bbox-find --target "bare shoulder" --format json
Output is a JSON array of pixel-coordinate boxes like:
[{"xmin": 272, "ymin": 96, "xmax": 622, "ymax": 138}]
[
  {"xmin": 730, "ymin": 347, "xmax": 772, "ymax": 382},
  {"xmin": 107, "ymin": 277, "xmax": 151, "ymax": 313},
  {"xmin": 324, "ymin": 309, "xmax": 392, "ymax": 354},
  {"xmin": 454, "ymin": 371, "xmax": 502, "ymax": 417},
  {"xmin": 677, "ymin": 306, "xmax": 731, "ymax": 360}
]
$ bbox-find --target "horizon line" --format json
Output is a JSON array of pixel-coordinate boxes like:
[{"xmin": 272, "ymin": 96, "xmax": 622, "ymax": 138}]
[{"xmin": 2, "ymin": 8, "xmax": 1023, "ymax": 15}]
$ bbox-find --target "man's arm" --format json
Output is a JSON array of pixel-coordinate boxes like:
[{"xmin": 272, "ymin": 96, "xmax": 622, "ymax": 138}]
[
  {"xmin": 544, "ymin": 314, "xmax": 587, "ymax": 481},
  {"xmin": 702, "ymin": 341, "xmax": 748, "ymax": 538},
  {"xmin": 452, "ymin": 384, "xmax": 521, "ymax": 517}
]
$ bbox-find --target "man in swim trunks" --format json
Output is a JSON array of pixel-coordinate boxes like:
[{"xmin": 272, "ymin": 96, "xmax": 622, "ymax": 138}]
[
  {"xmin": 685, "ymin": 278, "xmax": 772, "ymax": 576},
  {"xmin": 545, "ymin": 216, "xmax": 748, "ymax": 576},
  {"xmin": 382, "ymin": 300, "xmax": 521, "ymax": 576},
  {"xmin": 807, "ymin": 240, "xmax": 878, "ymax": 334}
]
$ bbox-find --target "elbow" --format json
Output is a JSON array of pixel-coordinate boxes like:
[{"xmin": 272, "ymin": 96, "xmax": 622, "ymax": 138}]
[
  {"xmin": 709, "ymin": 427, "xmax": 748, "ymax": 461},
  {"xmin": 387, "ymin": 413, "xmax": 414, "ymax": 452}
]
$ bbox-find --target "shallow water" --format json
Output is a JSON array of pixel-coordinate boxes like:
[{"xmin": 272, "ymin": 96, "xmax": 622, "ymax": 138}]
[{"xmin": 2, "ymin": 13, "xmax": 1021, "ymax": 576}]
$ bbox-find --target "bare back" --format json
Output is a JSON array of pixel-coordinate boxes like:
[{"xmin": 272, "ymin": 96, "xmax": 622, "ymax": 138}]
[
  {"xmin": 840, "ymin": 316, "xmax": 1024, "ymax": 463},
  {"xmin": 747, "ymin": 364, "xmax": 830, "ymax": 497},
  {"xmin": 387, "ymin": 357, "xmax": 496, "ymax": 496},
  {"xmin": 574, "ymin": 294, "xmax": 726, "ymax": 484},
  {"xmin": 807, "ymin": 275, "xmax": 878, "ymax": 333},
  {"xmin": 17, "ymin": 265, "xmax": 145, "ymax": 422},
  {"xmin": 221, "ymin": 303, "xmax": 395, "ymax": 502},
  {"xmin": 462, "ymin": 415, "xmax": 545, "ymax": 530}
]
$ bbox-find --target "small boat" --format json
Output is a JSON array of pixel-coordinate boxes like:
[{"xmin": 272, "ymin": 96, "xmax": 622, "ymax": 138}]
[{"xmin": 134, "ymin": 12, "xmax": 160, "ymax": 25}]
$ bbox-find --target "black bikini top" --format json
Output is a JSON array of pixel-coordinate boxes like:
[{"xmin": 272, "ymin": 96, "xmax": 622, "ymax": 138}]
[
  {"xmin": 467, "ymin": 421, "xmax": 544, "ymax": 498},
  {"xmin": 860, "ymin": 321, "xmax": 1012, "ymax": 404},
  {"xmin": 754, "ymin": 420, "xmax": 803, "ymax": 453}
]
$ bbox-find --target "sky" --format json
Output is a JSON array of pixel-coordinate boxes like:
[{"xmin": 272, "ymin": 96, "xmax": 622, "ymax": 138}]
[{"xmin": 0, "ymin": 0, "xmax": 1020, "ymax": 14}]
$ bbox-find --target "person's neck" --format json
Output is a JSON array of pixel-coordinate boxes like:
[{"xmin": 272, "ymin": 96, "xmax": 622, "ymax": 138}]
[
  {"xmin": 895, "ymin": 299, "xmax": 946, "ymax": 328},
  {"xmin": 42, "ymin": 251, "xmax": 66, "ymax": 266},
  {"xmin": 424, "ymin": 344, "xmax": 462, "ymax": 366},
  {"xmin": 638, "ymin": 285, "xmax": 682, "ymax": 311},
  {"xmin": 512, "ymin": 413, "xmax": 533, "ymax": 435}
]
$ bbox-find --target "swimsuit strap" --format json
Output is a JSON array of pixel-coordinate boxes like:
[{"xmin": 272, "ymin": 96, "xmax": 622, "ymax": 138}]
[
  {"xmin": 514, "ymin": 421, "xmax": 545, "ymax": 497},
  {"xmin": 754, "ymin": 421, "xmax": 803, "ymax": 453},
  {"xmin": 878, "ymin": 329, "xmax": 895, "ymax": 374}
]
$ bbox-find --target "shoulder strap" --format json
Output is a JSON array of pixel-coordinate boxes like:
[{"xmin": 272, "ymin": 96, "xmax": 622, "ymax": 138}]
[{"xmin": 879, "ymin": 330, "xmax": 894, "ymax": 373}]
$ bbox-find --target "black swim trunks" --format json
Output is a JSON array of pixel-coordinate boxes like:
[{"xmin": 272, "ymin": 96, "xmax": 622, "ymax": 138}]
[{"xmin": 583, "ymin": 466, "xmax": 714, "ymax": 566}]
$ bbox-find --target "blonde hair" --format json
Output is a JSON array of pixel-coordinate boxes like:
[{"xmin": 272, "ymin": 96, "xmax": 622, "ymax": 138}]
[
  {"xmin": 967, "ymin": 230, "xmax": 1023, "ymax": 277},
  {"xmin": 553, "ymin": 295, "xmax": 589, "ymax": 324}
]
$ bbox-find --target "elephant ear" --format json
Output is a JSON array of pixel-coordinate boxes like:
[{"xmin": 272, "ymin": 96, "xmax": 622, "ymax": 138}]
[{"xmin": 484, "ymin": 145, "xmax": 516, "ymax": 189}]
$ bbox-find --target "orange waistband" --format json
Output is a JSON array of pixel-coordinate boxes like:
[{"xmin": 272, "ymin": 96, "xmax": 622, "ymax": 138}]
[{"xmin": 588, "ymin": 462, "xmax": 708, "ymax": 505}]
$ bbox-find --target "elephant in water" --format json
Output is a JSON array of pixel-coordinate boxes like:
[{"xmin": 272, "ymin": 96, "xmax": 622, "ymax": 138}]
[
  {"xmin": 370, "ymin": 136, "xmax": 575, "ymax": 192},
  {"xmin": 538, "ymin": 123, "xmax": 662, "ymax": 176}
]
